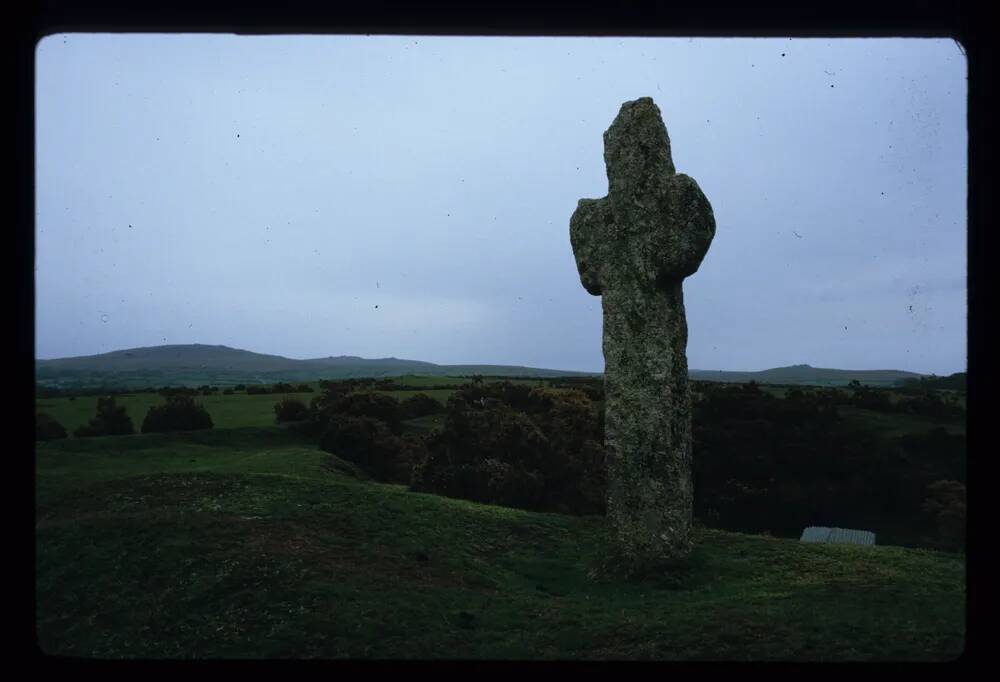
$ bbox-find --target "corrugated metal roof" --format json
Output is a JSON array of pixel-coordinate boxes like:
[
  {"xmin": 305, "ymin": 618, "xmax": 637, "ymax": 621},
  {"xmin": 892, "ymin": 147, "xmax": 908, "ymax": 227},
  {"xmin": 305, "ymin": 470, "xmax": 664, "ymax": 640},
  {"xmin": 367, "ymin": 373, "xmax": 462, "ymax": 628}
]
[{"xmin": 800, "ymin": 526, "xmax": 876, "ymax": 546}]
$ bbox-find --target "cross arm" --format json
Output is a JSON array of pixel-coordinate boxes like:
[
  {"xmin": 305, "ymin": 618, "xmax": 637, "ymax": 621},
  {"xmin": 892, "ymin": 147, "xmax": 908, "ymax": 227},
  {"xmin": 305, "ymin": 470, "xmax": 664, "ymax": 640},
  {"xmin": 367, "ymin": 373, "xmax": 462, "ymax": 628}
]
[
  {"xmin": 655, "ymin": 173, "xmax": 716, "ymax": 284},
  {"xmin": 570, "ymin": 197, "xmax": 610, "ymax": 296}
]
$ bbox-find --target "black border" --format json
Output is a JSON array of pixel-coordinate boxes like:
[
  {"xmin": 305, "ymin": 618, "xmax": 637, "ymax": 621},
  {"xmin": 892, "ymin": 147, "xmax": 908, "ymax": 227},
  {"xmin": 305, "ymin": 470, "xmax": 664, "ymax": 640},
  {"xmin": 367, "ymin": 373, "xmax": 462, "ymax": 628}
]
[{"xmin": 20, "ymin": 0, "xmax": 987, "ymax": 667}]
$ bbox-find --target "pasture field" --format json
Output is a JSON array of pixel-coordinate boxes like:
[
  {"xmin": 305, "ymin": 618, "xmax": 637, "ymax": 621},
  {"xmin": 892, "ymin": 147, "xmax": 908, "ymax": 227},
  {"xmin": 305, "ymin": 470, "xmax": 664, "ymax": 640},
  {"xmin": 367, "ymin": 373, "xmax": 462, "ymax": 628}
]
[
  {"xmin": 36, "ymin": 391, "xmax": 318, "ymax": 434},
  {"xmin": 35, "ymin": 380, "xmax": 463, "ymax": 435},
  {"xmin": 35, "ymin": 426, "xmax": 965, "ymax": 660}
]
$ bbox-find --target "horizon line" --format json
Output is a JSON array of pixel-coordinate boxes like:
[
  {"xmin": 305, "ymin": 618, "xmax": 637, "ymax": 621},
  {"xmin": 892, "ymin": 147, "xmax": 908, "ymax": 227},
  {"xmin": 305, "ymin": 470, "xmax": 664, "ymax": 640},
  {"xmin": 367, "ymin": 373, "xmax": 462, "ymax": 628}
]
[{"xmin": 33, "ymin": 341, "xmax": 966, "ymax": 376}]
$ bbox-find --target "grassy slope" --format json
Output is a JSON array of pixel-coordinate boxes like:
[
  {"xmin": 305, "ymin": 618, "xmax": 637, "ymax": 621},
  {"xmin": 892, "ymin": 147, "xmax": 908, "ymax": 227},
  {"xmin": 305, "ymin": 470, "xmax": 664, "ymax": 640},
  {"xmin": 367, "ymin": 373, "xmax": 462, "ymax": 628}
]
[{"xmin": 36, "ymin": 428, "xmax": 964, "ymax": 660}]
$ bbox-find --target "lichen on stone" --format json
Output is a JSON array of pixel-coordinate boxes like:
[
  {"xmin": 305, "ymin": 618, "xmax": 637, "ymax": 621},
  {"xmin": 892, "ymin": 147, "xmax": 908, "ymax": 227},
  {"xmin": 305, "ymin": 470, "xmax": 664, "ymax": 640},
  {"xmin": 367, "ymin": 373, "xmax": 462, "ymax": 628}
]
[{"xmin": 570, "ymin": 97, "xmax": 715, "ymax": 571}]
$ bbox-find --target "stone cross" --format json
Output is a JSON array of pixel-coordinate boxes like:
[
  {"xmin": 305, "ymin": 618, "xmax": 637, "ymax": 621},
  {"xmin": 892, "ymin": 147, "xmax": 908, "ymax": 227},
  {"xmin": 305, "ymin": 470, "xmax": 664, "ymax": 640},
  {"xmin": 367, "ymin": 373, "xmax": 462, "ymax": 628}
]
[{"xmin": 570, "ymin": 97, "xmax": 715, "ymax": 568}]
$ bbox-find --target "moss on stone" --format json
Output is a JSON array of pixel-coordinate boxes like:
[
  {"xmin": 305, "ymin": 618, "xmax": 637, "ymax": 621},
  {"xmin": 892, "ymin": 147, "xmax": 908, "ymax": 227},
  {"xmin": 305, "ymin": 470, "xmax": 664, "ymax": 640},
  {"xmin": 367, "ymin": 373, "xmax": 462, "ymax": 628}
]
[{"xmin": 570, "ymin": 97, "xmax": 716, "ymax": 568}]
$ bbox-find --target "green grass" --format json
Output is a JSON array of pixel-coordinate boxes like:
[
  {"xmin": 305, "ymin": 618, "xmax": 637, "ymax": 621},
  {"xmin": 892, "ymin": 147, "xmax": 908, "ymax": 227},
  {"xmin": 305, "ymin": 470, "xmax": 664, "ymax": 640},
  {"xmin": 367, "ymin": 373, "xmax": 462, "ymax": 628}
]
[
  {"xmin": 36, "ymin": 427, "xmax": 965, "ymax": 660},
  {"xmin": 36, "ymin": 392, "xmax": 320, "ymax": 434}
]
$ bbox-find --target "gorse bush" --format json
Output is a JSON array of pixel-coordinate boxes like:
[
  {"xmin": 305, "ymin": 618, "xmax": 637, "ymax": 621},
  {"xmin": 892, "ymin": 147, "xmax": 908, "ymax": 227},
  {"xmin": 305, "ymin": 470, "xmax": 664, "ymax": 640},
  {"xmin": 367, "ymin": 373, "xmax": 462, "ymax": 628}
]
[
  {"xmin": 400, "ymin": 393, "xmax": 443, "ymax": 419},
  {"xmin": 142, "ymin": 395, "xmax": 214, "ymax": 433},
  {"xmin": 311, "ymin": 391, "xmax": 404, "ymax": 435},
  {"xmin": 410, "ymin": 386, "xmax": 606, "ymax": 515},
  {"xmin": 74, "ymin": 396, "xmax": 135, "ymax": 437},
  {"xmin": 36, "ymin": 412, "xmax": 68, "ymax": 441},
  {"xmin": 318, "ymin": 415, "xmax": 415, "ymax": 483},
  {"xmin": 274, "ymin": 398, "xmax": 310, "ymax": 423}
]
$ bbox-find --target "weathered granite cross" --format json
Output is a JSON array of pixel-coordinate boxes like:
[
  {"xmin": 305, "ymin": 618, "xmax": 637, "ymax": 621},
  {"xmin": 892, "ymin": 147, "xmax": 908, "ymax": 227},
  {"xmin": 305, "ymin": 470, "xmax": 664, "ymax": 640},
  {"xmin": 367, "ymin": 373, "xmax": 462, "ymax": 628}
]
[{"xmin": 570, "ymin": 97, "xmax": 715, "ymax": 568}]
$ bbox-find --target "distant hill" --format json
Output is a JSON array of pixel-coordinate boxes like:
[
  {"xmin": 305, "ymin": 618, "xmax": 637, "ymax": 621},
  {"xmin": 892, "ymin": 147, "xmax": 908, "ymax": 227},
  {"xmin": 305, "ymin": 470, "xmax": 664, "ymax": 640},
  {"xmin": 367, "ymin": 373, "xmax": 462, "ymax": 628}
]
[
  {"xmin": 35, "ymin": 346, "xmax": 930, "ymax": 390},
  {"xmin": 689, "ymin": 364, "xmax": 927, "ymax": 387},
  {"xmin": 35, "ymin": 344, "xmax": 592, "ymax": 389}
]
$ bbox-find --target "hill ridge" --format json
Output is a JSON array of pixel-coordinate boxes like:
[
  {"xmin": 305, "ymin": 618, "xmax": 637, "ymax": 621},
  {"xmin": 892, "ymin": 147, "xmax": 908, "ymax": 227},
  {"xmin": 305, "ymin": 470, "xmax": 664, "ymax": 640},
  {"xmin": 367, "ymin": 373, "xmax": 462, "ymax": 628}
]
[{"xmin": 36, "ymin": 343, "xmax": 933, "ymax": 389}]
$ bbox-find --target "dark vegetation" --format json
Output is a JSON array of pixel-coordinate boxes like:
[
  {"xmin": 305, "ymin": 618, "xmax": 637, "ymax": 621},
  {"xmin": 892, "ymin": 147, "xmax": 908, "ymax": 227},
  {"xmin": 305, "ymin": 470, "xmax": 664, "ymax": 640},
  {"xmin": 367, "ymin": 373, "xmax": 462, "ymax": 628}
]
[
  {"xmin": 290, "ymin": 376, "xmax": 964, "ymax": 552},
  {"xmin": 411, "ymin": 385, "xmax": 606, "ymax": 515},
  {"xmin": 141, "ymin": 395, "xmax": 214, "ymax": 433},
  {"xmin": 899, "ymin": 372, "xmax": 966, "ymax": 392},
  {"xmin": 318, "ymin": 417, "xmax": 425, "ymax": 483},
  {"xmin": 400, "ymin": 393, "xmax": 447, "ymax": 418},
  {"xmin": 36, "ymin": 412, "xmax": 68, "ymax": 441},
  {"xmin": 246, "ymin": 383, "xmax": 314, "ymax": 395},
  {"xmin": 273, "ymin": 398, "xmax": 310, "ymax": 423},
  {"xmin": 690, "ymin": 381, "xmax": 965, "ymax": 551},
  {"xmin": 74, "ymin": 396, "xmax": 135, "ymax": 437}
]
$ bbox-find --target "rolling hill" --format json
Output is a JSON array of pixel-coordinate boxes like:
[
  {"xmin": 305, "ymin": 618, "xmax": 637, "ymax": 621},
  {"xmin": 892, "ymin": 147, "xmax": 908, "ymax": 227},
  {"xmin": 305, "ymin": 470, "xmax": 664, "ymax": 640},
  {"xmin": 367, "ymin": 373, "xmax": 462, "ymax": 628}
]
[
  {"xmin": 35, "ymin": 346, "xmax": 929, "ymax": 389},
  {"xmin": 35, "ymin": 426, "xmax": 965, "ymax": 659},
  {"xmin": 35, "ymin": 344, "xmax": 593, "ymax": 388},
  {"xmin": 689, "ymin": 364, "xmax": 927, "ymax": 387}
]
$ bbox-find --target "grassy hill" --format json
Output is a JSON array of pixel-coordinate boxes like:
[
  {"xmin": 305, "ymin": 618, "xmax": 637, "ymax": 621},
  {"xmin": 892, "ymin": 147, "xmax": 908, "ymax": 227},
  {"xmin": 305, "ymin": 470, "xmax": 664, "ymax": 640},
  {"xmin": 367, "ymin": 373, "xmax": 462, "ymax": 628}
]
[
  {"xmin": 690, "ymin": 364, "xmax": 926, "ymax": 387},
  {"xmin": 36, "ymin": 345, "xmax": 933, "ymax": 390},
  {"xmin": 35, "ymin": 344, "xmax": 592, "ymax": 389},
  {"xmin": 36, "ymin": 425, "xmax": 965, "ymax": 660}
]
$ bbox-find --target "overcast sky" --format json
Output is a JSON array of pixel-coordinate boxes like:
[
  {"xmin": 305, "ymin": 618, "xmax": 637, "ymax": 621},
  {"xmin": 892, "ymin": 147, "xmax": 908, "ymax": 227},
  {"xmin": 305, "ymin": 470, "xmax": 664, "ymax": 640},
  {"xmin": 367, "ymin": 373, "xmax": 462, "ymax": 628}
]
[{"xmin": 35, "ymin": 35, "xmax": 966, "ymax": 375}]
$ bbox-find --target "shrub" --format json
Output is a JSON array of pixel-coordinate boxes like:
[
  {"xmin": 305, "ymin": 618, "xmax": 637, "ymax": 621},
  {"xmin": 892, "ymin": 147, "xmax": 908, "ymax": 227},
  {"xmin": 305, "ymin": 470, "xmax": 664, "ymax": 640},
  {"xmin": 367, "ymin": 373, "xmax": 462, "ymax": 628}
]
[
  {"xmin": 453, "ymin": 381, "xmax": 535, "ymax": 411},
  {"xmin": 74, "ymin": 396, "xmax": 134, "ymax": 437},
  {"xmin": 409, "ymin": 389, "xmax": 606, "ymax": 515},
  {"xmin": 223, "ymin": 388, "xmax": 234, "ymax": 395},
  {"xmin": 319, "ymin": 415, "xmax": 416, "ymax": 483},
  {"xmin": 36, "ymin": 412, "xmax": 67, "ymax": 441},
  {"xmin": 329, "ymin": 391, "xmax": 404, "ymax": 434},
  {"xmin": 142, "ymin": 395, "xmax": 214, "ymax": 433},
  {"xmin": 400, "ymin": 393, "xmax": 443, "ymax": 419},
  {"xmin": 274, "ymin": 397, "xmax": 310, "ymax": 423},
  {"xmin": 922, "ymin": 480, "xmax": 966, "ymax": 552}
]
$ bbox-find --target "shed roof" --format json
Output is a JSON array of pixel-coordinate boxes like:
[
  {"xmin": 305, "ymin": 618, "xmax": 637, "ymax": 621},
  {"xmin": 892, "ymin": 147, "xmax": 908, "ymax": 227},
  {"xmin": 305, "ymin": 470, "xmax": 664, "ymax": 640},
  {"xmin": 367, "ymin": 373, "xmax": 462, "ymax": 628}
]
[{"xmin": 800, "ymin": 526, "xmax": 876, "ymax": 546}]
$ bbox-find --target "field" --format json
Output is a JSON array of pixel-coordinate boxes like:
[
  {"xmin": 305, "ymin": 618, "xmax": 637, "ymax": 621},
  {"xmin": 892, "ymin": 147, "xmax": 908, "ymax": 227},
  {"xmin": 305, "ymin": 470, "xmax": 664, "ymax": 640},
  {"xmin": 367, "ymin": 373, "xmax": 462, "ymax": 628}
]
[
  {"xmin": 36, "ymin": 426, "xmax": 965, "ymax": 660},
  {"xmin": 34, "ymin": 377, "xmax": 966, "ymax": 659},
  {"xmin": 36, "ymin": 385, "xmax": 460, "ymax": 435}
]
